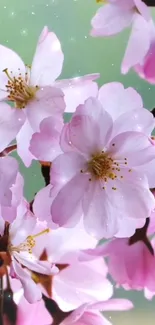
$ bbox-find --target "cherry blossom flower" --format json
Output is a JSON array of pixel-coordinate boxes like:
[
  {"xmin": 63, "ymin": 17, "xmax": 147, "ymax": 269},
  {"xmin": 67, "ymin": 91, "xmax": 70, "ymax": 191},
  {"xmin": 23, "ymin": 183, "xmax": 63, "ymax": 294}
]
[
  {"xmin": 14, "ymin": 295, "xmax": 133, "ymax": 325},
  {"xmin": 30, "ymin": 219, "xmax": 112, "ymax": 312},
  {"xmin": 0, "ymin": 26, "xmax": 99, "ymax": 166},
  {"xmin": 132, "ymin": 20, "xmax": 155, "ymax": 83},
  {"xmin": 0, "ymin": 204, "xmax": 58, "ymax": 303},
  {"xmin": 80, "ymin": 216, "xmax": 155, "ymax": 299},
  {"xmin": 49, "ymin": 97, "xmax": 155, "ymax": 239},
  {"xmin": 91, "ymin": 0, "xmax": 154, "ymax": 74}
]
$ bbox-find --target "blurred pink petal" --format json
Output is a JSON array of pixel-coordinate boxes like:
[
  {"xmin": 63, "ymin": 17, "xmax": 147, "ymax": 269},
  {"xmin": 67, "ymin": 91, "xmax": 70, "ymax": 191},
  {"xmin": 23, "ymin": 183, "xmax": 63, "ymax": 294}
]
[
  {"xmin": 30, "ymin": 26, "xmax": 64, "ymax": 86},
  {"xmin": 56, "ymin": 74, "xmax": 99, "ymax": 113},
  {"xmin": 29, "ymin": 116, "xmax": 63, "ymax": 161}
]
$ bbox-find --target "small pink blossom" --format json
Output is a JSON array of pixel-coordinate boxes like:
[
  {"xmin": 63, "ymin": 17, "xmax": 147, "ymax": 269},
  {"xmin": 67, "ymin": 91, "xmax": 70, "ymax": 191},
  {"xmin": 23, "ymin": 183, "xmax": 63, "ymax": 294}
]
[
  {"xmin": 14, "ymin": 296, "xmax": 133, "ymax": 325},
  {"xmin": 0, "ymin": 205, "xmax": 58, "ymax": 303},
  {"xmin": 31, "ymin": 220, "xmax": 112, "ymax": 311},
  {"xmin": 0, "ymin": 26, "xmax": 99, "ymax": 166},
  {"xmin": 91, "ymin": 0, "xmax": 153, "ymax": 74},
  {"xmin": 49, "ymin": 97, "xmax": 155, "ymax": 239}
]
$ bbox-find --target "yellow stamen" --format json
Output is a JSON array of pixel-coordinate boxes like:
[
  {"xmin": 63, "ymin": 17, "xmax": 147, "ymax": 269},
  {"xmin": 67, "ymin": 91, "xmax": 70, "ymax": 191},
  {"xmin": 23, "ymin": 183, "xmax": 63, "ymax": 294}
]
[{"xmin": 3, "ymin": 68, "xmax": 38, "ymax": 109}]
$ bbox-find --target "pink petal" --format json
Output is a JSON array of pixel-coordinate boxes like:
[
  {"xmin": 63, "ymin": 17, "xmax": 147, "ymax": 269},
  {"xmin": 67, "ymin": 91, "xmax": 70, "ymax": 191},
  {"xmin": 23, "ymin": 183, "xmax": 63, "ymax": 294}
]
[
  {"xmin": 29, "ymin": 116, "xmax": 63, "ymax": 161},
  {"xmin": 12, "ymin": 260, "xmax": 42, "ymax": 303},
  {"xmin": 30, "ymin": 26, "xmax": 64, "ymax": 86},
  {"xmin": 46, "ymin": 219, "xmax": 97, "ymax": 263},
  {"xmin": 0, "ymin": 103, "xmax": 25, "ymax": 152},
  {"xmin": 134, "ymin": 0, "xmax": 150, "ymax": 20},
  {"xmin": 16, "ymin": 120, "xmax": 35, "ymax": 167},
  {"xmin": 0, "ymin": 45, "xmax": 25, "ymax": 99},
  {"xmin": 17, "ymin": 297, "xmax": 52, "ymax": 325},
  {"xmin": 91, "ymin": 4, "xmax": 133, "ymax": 37},
  {"xmin": 51, "ymin": 173, "xmax": 89, "ymax": 226},
  {"xmin": 80, "ymin": 311, "xmax": 112, "ymax": 325},
  {"xmin": 109, "ymin": 131, "xmax": 155, "ymax": 166},
  {"xmin": 61, "ymin": 304, "xmax": 89, "ymax": 324},
  {"xmin": 91, "ymin": 298, "xmax": 133, "ymax": 311},
  {"xmin": 138, "ymin": 159, "xmax": 155, "ymax": 188},
  {"xmin": 55, "ymin": 74, "xmax": 99, "ymax": 113},
  {"xmin": 0, "ymin": 156, "xmax": 19, "ymax": 206},
  {"xmin": 98, "ymin": 82, "xmax": 143, "ymax": 120},
  {"xmin": 26, "ymin": 86, "xmax": 65, "ymax": 131},
  {"xmin": 112, "ymin": 108, "xmax": 154, "ymax": 136},
  {"xmin": 53, "ymin": 259, "xmax": 113, "ymax": 311},
  {"xmin": 33, "ymin": 185, "xmax": 56, "ymax": 225},
  {"xmin": 50, "ymin": 152, "xmax": 86, "ymax": 186},
  {"xmin": 69, "ymin": 98, "xmax": 113, "ymax": 152},
  {"xmin": 121, "ymin": 15, "xmax": 151, "ymax": 74},
  {"xmin": 10, "ymin": 210, "xmax": 36, "ymax": 246},
  {"xmin": 13, "ymin": 251, "xmax": 58, "ymax": 275},
  {"xmin": 83, "ymin": 182, "xmax": 119, "ymax": 239},
  {"xmin": 110, "ymin": 169, "xmax": 155, "ymax": 221}
]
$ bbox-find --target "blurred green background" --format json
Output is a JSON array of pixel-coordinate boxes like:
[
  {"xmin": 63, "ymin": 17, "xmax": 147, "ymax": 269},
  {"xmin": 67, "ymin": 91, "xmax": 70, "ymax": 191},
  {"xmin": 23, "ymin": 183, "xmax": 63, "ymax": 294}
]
[{"xmin": 1, "ymin": 0, "xmax": 155, "ymax": 323}]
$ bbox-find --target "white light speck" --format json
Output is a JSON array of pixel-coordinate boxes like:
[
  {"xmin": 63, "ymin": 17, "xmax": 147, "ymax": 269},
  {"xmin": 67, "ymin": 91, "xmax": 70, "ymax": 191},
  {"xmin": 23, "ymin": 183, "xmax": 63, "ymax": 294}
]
[
  {"xmin": 31, "ymin": 11, "xmax": 35, "ymax": 15},
  {"xmin": 20, "ymin": 29, "xmax": 28, "ymax": 36}
]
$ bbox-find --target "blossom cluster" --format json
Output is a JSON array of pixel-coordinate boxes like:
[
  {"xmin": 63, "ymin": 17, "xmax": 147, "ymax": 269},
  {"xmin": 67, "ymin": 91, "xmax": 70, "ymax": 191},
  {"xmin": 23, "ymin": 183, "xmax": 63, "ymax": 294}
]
[{"xmin": 0, "ymin": 0, "xmax": 155, "ymax": 324}]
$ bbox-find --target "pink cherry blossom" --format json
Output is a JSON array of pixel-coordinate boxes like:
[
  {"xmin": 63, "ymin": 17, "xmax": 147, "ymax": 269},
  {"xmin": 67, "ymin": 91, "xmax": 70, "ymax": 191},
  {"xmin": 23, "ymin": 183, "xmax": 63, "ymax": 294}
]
[
  {"xmin": 61, "ymin": 299, "xmax": 133, "ymax": 325},
  {"xmin": 133, "ymin": 20, "xmax": 155, "ymax": 83},
  {"xmin": 49, "ymin": 97, "xmax": 155, "ymax": 239},
  {"xmin": 31, "ymin": 220, "xmax": 112, "ymax": 311},
  {"xmin": 0, "ymin": 26, "xmax": 99, "ymax": 166},
  {"xmin": 81, "ymin": 215, "xmax": 155, "ymax": 299},
  {"xmin": 0, "ymin": 204, "xmax": 58, "ymax": 303},
  {"xmin": 90, "ymin": 0, "xmax": 153, "ymax": 74},
  {"xmin": 14, "ymin": 296, "xmax": 133, "ymax": 325}
]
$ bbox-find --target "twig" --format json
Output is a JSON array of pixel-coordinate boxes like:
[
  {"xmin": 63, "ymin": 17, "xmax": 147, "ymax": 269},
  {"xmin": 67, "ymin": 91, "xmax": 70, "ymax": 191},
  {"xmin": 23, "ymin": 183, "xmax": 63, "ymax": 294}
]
[{"xmin": 0, "ymin": 277, "xmax": 3, "ymax": 325}]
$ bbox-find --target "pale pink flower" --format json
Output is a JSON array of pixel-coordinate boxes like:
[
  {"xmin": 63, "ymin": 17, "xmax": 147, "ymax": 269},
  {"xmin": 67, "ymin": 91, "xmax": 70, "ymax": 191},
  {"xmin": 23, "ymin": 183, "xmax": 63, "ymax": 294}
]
[
  {"xmin": 0, "ymin": 205, "xmax": 58, "ymax": 303},
  {"xmin": 49, "ymin": 97, "xmax": 155, "ymax": 239},
  {"xmin": 81, "ymin": 215, "xmax": 155, "ymax": 298},
  {"xmin": 0, "ymin": 26, "xmax": 99, "ymax": 166},
  {"xmin": 133, "ymin": 20, "xmax": 155, "ymax": 83},
  {"xmin": 14, "ymin": 296, "xmax": 133, "ymax": 325},
  {"xmin": 31, "ymin": 220, "xmax": 112, "ymax": 312},
  {"xmin": 91, "ymin": 0, "xmax": 153, "ymax": 74}
]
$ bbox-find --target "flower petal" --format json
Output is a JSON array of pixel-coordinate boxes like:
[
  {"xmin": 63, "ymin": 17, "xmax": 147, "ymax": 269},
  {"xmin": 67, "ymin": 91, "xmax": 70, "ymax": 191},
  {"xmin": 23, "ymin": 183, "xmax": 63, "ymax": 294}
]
[
  {"xmin": 12, "ymin": 260, "xmax": 42, "ymax": 303},
  {"xmin": 0, "ymin": 156, "xmax": 19, "ymax": 206},
  {"xmin": 121, "ymin": 15, "xmax": 151, "ymax": 74},
  {"xmin": 98, "ymin": 82, "xmax": 143, "ymax": 120},
  {"xmin": 26, "ymin": 86, "xmax": 65, "ymax": 131},
  {"xmin": 91, "ymin": 4, "xmax": 133, "ymax": 37},
  {"xmin": 55, "ymin": 74, "xmax": 99, "ymax": 113},
  {"xmin": 13, "ymin": 251, "xmax": 58, "ymax": 275},
  {"xmin": 30, "ymin": 26, "xmax": 64, "ymax": 86},
  {"xmin": 0, "ymin": 45, "xmax": 25, "ymax": 99},
  {"xmin": 109, "ymin": 131, "xmax": 155, "ymax": 167},
  {"xmin": 112, "ymin": 108, "xmax": 155, "ymax": 136},
  {"xmin": 50, "ymin": 152, "xmax": 86, "ymax": 186},
  {"xmin": 10, "ymin": 210, "xmax": 36, "ymax": 246},
  {"xmin": 83, "ymin": 182, "xmax": 119, "ymax": 239},
  {"xmin": 51, "ymin": 173, "xmax": 89, "ymax": 226},
  {"xmin": 69, "ymin": 98, "xmax": 113, "ymax": 152},
  {"xmin": 29, "ymin": 116, "xmax": 63, "ymax": 161},
  {"xmin": 16, "ymin": 120, "xmax": 35, "ymax": 167},
  {"xmin": 91, "ymin": 298, "xmax": 133, "ymax": 311},
  {"xmin": 0, "ymin": 103, "xmax": 25, "ymax": 152},
  {"xmin": 53, "ymin": 259, "xmax": 113, "ymax": 311}
]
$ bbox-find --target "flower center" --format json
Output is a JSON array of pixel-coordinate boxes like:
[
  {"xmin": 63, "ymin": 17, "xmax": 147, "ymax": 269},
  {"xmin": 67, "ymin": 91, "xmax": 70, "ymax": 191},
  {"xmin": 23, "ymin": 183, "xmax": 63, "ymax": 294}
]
[
  {"xmin": 84, "ymin": 148, "xmax": 131, "ymax": 190},
  {"xmin": 3, "ymin": 68, "xmax": 39, "ymax": 109},
  {"xmin": 9, "ymin": 228, "xmax": 50, "ymax": 254},
  {"xmin": 87, "ymin": 151, "xmax": 116, "ymax": 180}
]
